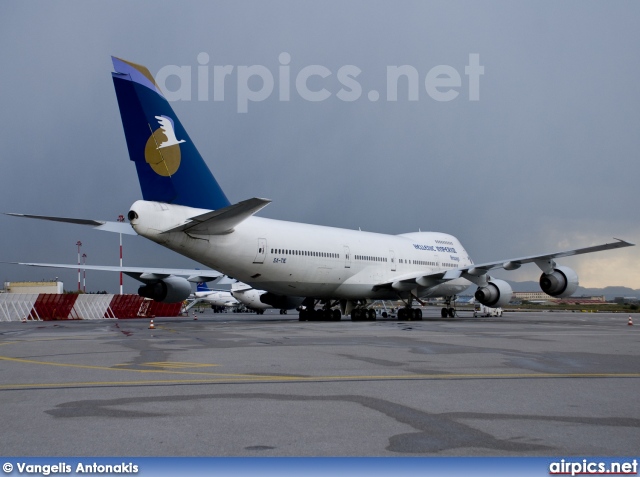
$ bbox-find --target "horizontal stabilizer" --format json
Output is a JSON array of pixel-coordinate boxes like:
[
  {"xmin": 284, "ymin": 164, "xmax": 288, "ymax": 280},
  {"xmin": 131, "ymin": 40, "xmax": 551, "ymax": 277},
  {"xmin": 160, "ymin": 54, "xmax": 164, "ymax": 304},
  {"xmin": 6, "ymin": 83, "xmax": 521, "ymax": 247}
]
[
  {"xmin": 5, "ymin": 213, "xmax": 137, "ymax": 235},
  {"xmin": 231, "ymin": 282, "xmax": 254, "ymax": 292},
  {"xmin": 161, "ymin": 197, "xmax": 271, "ymax": 235}
]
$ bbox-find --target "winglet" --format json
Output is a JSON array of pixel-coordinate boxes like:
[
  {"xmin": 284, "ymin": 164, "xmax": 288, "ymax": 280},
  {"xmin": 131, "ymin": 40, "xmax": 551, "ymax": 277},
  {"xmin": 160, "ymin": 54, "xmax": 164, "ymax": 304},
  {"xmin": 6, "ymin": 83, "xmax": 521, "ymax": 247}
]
[{"xmin": 613, "ymin": 237, "xmax": 635, "ymax": 247}]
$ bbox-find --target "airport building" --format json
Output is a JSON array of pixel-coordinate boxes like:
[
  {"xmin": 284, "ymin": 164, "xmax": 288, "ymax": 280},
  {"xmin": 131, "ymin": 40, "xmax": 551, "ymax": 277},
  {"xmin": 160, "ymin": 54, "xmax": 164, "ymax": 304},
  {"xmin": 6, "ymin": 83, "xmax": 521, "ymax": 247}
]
[
  {"xmin": 512, "ymin": 291, "xmax": 606, "ymax": 304},
  {"xmin": 512, "ymin": 291, "xmax": 559, "ymax": 302},
  {"xmin": 556, "ymin": 296, "xmax": 606, "ymax": 304},
  {"xmin": 3, "ymin": 281, "xmax": 64, "ymax": 294},
  {"xmin": 613, "ymin": 296, "xmax": 638, "ymax": 304}
]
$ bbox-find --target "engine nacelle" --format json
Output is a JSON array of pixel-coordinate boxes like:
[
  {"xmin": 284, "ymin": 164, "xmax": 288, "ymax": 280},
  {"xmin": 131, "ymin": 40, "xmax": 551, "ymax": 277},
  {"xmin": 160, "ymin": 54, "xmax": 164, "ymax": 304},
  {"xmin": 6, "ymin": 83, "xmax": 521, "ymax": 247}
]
[
  {"xmin": 259, "ymin": 293, "xmax": 304, "ymax": 310},
  {"xmin": 138, "ymin": 276, "xmax": 192, "ymax": 303},
  {"xmin": 474, "ymin": 279, "xmax": 513, "ymax": 308},
  {"xmin": 539, "ymin": 266, "xmax": 579, "ymax": 298}
]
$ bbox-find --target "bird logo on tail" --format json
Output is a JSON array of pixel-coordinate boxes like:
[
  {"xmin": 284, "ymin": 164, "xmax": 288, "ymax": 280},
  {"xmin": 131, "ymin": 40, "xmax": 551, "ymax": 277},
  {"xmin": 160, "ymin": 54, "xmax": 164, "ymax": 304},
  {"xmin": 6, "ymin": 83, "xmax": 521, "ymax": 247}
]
[
  {"xmin": 154, "ymin": 115, "xmax": 185, "ymax": 149},
  {"xmin": 144, "ymin": 115, "xmax": 186, "ymax": 177}
]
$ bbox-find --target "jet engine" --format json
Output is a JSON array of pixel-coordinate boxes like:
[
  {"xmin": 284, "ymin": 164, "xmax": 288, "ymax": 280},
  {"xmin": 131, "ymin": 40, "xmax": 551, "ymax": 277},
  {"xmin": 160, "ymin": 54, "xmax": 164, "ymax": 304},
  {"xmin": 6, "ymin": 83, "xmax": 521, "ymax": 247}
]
[
  {"xmin": 474, "ymin": 279, "xmax": 513, "ymax": 308},
  {"xmin": 539, "ymin": 266, "xmax": 579, "ymax": 298},
  {"xmin": 138, "ymin": 276, "xmax": 192, "ymax": 303},
  {"xmin": 259, "ymin": 293, "xmax": 304, "ymax": 310}
]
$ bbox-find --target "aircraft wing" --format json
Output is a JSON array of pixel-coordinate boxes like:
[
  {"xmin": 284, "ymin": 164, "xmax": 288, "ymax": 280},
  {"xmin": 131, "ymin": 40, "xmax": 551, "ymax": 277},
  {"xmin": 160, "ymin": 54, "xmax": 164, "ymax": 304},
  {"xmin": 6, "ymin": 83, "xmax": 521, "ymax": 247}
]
[
  {"xmin": 5, "ymin": 213, "xmax": 137, "ymax": 235},
  {"xmin": 464, "ymin": 238, "xmax": 634, "ymax": 275},
  {"xmin": 374, "ymin": 238, "xmax": 634, "ymax": 291},
  {"xmin": 8, "ymin": 262, "xmax": 222, "ymax": 283},
  {"xmin": 372, "ymin": 268, "xmax": 463, "ymax": 291}
]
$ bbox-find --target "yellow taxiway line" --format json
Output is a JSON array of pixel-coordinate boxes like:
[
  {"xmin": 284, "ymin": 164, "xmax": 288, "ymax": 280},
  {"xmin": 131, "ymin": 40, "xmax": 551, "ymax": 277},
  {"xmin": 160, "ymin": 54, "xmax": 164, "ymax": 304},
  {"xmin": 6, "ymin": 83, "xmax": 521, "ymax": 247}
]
[{"xmin": 1, "ymin": 370, "xmax": 638, "ymax": 390}]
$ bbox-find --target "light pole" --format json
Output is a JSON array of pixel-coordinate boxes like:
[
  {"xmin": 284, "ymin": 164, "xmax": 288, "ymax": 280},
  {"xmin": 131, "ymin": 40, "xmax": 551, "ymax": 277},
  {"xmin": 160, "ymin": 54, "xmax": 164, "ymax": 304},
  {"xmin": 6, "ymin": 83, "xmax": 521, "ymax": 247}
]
[
  {"xmin": 76, "ymin": 240, "xmax": 82, "ymax": 292},
  {"xmin": 82, "ymin": 253, "xmax": 87, "ymax": 293},
  {"xmin": 117, "ymin": 215, "xmax": 125, "ymax": 294}
]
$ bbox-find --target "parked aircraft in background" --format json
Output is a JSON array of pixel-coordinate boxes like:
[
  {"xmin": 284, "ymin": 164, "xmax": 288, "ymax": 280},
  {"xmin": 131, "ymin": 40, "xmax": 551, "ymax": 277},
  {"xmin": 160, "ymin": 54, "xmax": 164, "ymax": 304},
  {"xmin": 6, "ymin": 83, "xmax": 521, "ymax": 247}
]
[
  {"xmin": 7, "ymin": 57, "xmax": 634, "ymax": 321},
  {"xmin": 193, "ymin": 282, "xmax": 239, "ymax": 309}
]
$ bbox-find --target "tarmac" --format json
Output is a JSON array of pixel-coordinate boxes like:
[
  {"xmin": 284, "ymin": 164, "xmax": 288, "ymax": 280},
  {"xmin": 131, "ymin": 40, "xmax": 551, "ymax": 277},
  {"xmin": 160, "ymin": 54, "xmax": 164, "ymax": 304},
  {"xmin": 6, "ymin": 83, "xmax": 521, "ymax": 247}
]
[{"xmin": 0, "ymin": 308, "xmax": 638, "ymax": 456}]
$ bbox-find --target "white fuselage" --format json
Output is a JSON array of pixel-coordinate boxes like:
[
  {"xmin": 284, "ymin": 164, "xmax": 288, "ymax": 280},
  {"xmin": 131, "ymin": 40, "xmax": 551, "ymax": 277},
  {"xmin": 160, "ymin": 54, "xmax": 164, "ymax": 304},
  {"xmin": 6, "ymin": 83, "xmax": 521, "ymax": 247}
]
[
  {"xmin": 194, "ymin": 290, "xmax": 239, "ymax": 307},
  {"xmin": 129, "ymin": 200, "xmax": 473, "ymax": 300}
]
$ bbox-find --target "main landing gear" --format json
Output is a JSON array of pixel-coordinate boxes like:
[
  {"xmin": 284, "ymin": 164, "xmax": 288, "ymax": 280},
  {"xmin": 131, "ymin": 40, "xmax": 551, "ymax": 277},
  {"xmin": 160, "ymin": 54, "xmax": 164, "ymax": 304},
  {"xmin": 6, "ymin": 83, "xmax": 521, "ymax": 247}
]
[
  {"xmin": 299, "ymin": 308, "xmax": 341, "ymax": 321},
  {"xmin": 298, "ymin": 299, "xmax": 342, "ymax": 321},
  {"xmin": 440, "ymin": 296, "xmax": 457, "ymax": 318},
  {"xmin": 398, "ymin": 307, "xmax": 423, "ymax": 321},
  {"xmin": 350, "ymin": 308, "xmax": 377, "ymax": 321},
  {"xmin": 396, "ymin": 293, "xmax": 423, "ymax": 321}
]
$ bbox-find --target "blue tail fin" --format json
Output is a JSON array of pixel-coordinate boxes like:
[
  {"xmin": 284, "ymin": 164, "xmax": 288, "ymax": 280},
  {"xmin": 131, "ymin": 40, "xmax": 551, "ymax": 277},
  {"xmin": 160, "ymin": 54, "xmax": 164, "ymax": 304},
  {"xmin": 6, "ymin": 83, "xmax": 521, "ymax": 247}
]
[
  {"xmin": 111, "ymin": 57, "xmax": 230, "ymax": 210},
  {"xmin": 196, "ymin": 282, "xmax": 211, "ymax": 292}
]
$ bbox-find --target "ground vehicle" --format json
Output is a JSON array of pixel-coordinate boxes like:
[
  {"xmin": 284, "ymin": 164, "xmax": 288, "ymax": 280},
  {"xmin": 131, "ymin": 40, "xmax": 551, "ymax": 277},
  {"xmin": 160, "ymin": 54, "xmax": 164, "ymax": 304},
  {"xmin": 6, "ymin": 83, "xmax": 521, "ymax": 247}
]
[{"xmin": 474, "ymin": 304, "xmax": 503, "ymax": 317}]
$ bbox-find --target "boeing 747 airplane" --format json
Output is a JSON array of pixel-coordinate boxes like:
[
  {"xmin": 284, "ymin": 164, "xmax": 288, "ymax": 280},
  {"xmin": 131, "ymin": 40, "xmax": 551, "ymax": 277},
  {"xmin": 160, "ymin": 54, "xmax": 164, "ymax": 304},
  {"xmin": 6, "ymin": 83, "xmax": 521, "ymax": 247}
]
[{"xmin": 8, "ymin": 57, "xmax": 634, "ymax": 321}]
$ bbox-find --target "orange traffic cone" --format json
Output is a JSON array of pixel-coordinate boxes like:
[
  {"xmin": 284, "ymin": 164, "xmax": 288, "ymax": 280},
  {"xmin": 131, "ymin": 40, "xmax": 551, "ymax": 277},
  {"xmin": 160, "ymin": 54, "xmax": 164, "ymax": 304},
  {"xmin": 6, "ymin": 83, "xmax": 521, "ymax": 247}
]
[
  {"xmin": 149, "ymin": 319, "xmax": 155, "ymax": 329},
  {"xmin": 628, "ymin": 316, "xmax": 633, "ymax": 326}
]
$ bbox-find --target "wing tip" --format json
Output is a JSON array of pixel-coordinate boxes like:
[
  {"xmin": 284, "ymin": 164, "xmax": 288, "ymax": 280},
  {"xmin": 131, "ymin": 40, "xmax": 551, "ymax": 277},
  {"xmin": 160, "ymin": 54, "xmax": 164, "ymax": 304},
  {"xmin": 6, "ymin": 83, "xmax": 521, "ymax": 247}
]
[{"xmin": 613, "ymin": 237, "xmax": 635, "ymax": 247}]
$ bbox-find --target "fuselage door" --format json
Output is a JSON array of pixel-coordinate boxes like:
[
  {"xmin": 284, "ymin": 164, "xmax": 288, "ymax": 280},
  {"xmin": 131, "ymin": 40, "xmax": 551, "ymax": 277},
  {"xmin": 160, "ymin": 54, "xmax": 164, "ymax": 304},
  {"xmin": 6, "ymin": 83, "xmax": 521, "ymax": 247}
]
[
  {"xmin": 343, "ymin": 245, "xmax": 351, "ymax": 268},
  {"xmin": 389, "ymin": 250, "xmax": 396, "ymax": 271},
  {"xmin": 253, "ymin": 238, "xmax": 267, "ymax": 264}
]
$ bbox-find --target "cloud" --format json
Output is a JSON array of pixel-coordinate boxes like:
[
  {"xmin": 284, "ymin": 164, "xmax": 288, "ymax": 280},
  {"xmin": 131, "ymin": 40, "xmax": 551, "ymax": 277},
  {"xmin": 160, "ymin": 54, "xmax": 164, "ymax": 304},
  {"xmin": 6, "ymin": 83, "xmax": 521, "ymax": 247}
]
[{"xmin": 1, "ymin": 1, "xmax": 639, "ymax": 292}]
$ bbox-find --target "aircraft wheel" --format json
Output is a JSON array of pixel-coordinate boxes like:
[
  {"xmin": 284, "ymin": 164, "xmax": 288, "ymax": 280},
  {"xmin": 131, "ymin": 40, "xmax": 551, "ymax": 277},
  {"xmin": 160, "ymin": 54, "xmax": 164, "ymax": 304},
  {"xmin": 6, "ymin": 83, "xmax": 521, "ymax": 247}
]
[
  {"xmin": 448, "ymin": 308, "xmax": 455, "ymax": 318},
  {"xmin": 284, "ymin": 310, "xmax": 287, "ymax": 315},
  {"xmin": 367, "ymin": 309, "xmax": 376, "ymax": 321},
  {"xmin": 332, "ymin": 309, "xmax": 341, "ymax": 321},
  {"xmin": 441, "ymin": 308, "xmax": 448, "ymax": 318},
  {"xmin": 414, "ymin": 309, "xmax": 423, "ymax": 321},
  {"xmin": 382, "ymin": 312, "xmax": 388, "ymax": 318}
]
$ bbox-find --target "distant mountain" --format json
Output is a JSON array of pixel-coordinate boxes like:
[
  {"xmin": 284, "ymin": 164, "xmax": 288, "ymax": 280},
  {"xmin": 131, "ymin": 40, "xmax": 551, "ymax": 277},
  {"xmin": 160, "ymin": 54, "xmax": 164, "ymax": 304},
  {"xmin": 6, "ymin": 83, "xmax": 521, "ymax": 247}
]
[{"xmin": 506, "ymin": 280, "xmax": 639, "ymax": 301}]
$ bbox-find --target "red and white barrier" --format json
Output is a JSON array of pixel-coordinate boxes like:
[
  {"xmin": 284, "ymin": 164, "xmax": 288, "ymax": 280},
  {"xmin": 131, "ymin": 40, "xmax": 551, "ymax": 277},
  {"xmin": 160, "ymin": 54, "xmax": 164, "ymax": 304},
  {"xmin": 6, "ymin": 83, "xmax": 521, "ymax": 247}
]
[{"xmin": 0, "ymin": 294, "xmax": 182, "ymax": 321}]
